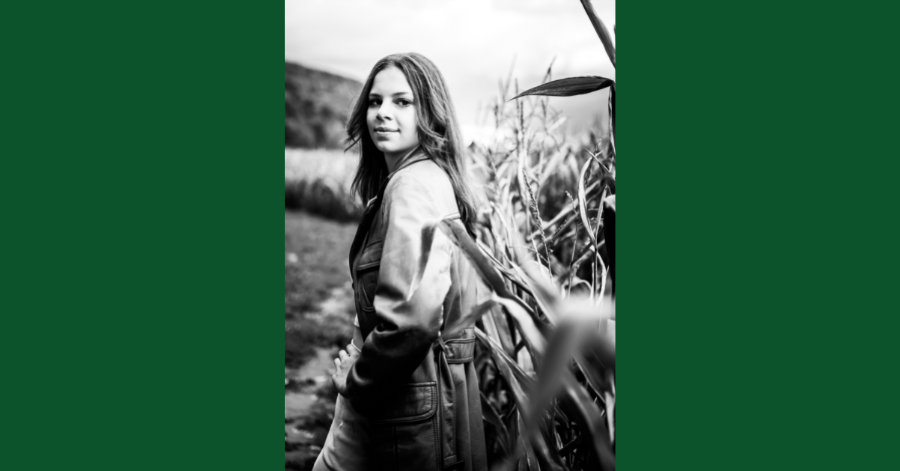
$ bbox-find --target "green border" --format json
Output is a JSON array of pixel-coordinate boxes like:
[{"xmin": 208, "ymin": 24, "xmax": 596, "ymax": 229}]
[
  {"xmin": 1, "ymin": 2, "xmax": 282, "ymax": 469},
  {"xmin": 621, "ymin": 1, "xmax": 899, "ymax": 470}
]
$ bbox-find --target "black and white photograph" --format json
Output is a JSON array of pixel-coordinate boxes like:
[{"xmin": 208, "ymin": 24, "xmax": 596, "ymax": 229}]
[{"xmin": 285, "ymin": 1, "xmax": 616, "ymax": 469}]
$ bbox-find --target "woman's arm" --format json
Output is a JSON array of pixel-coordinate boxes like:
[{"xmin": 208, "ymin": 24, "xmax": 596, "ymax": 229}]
[{"xmin": 342, "ymin": 171, "xmax": 454, "ymax": 414}]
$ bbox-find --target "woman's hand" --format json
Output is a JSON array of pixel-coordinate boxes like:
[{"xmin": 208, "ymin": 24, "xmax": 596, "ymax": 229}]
[{"xmin": 332, "ymin": 343, "xmax": 360, "ymax": 396}]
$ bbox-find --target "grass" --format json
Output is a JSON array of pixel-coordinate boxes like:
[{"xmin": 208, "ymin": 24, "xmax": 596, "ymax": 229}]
[
  {"xmin": 284, "ymin": 210, "xmax": 357, "ymax": 368},
  {"xmin": 285, "ymin": 149, "xmax": 361, "ymax": 222}
]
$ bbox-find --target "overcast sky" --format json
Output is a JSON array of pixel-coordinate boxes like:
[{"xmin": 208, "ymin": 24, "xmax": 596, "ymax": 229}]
[{"xmin": 285, "ymin": 0, "xmax": 615, "ymax": 143}]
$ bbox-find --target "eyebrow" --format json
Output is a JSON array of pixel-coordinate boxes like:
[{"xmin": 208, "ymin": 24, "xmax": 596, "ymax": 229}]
[{"xmin": 368, "ymin": 92, "xmax": 412, "ymax": 98}]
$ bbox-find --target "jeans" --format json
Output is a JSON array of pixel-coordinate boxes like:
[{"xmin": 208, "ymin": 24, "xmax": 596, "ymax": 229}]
[{"xmin": 312, "ymin": 394, "xmax": 370, "ymax": 471}]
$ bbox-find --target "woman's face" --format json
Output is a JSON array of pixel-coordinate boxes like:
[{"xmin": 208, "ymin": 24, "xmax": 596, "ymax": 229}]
[{"xmin": 366, "ymin": 66, "xmax": 420, "ymax": 162}]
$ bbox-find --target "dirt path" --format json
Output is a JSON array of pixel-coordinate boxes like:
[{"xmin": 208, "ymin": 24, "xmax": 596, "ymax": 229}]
[
  {"xmin": 285, "ymin": 285, "xmax": 355, "ymax": 470},
  {"xmin": 285, "ymin": 211, "xmax": 358, "ymax": 470}
]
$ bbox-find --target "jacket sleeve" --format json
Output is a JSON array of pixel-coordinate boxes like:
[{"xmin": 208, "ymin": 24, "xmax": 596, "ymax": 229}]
[{"xmin": 344, "ymin": 172, "xmax": 454, "ymax": 415}]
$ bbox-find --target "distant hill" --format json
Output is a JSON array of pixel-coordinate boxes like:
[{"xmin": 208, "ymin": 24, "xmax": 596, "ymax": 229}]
[{"xmin": 285, "ymin": 62, "xmax": 363, "ymax": 149}]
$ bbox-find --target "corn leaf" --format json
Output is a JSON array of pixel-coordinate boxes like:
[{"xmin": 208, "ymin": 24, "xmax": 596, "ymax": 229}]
[
  {"xmin": 517, "ymin": 412, "xmax": 541, "ymax": 471},
  {"xmin": 528, "ymin": 418, "xmax": 566, "ymax": 471},
  {"xmin": 440, "ymin": 219, "xmax": 510, "ymax": 297},
  {"xmin": 442, "ymin": 218, "xmax": 546, "ymax": 331},
  {"xmin": 510, "ymin": 76, "xmax": 613, "ymax": 100},
  {"xmin": 475, "ymin": 327, "xmax": 534, "ymax": 396},
  {"xmin": 607, "ymin": 83, "xmax": 616, "ymax": 156},
  {"xmin": 481, "ymin": 391, "xmax": 513, "ymax": 458},
  {"xmin": 579, "ymin": 0, "xmax": 616, "ymax": 68},
  {"xmin": 484, "ymin": 306, "xmax": 517, "ymax": 357},
  {"xmin": 560, "ymin": 373, "xmax": 615, "ymax": 470},
  {"xmin": 494, "ymin": 297, "xmax": 546, "ymax": 356},
  {"xmin": 602, "ymin": 194, "xmax": 615, "ymax": 288},
  {"xmin": 577, "ymin": 159, "xmax": 599, "ymax": 250},
  {"xmin": 522, "ymin": 316, "xmax": 590, "ymax": 431},
  {"xmin": 537, "ymin": 148, "xmax": 570, "ymax": 187},
  {"xmin": 442, "ymin": 298, "xmax": 497, "ymax": 339}
]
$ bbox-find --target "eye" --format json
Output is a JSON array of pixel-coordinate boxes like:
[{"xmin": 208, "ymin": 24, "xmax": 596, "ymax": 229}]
[
  {"xmin": 368, "ymin": 98, "xmax": 381, "ymax": 107},
  {"xmin": 396, "ymin": 99, "xmax": 413, "ymax": 107}
]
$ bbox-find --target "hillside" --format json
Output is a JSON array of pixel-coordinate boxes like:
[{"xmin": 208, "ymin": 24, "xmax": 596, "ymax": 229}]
[{"xmin": 285, "ymin": 62, "xmax": 363, "ymax": 149}]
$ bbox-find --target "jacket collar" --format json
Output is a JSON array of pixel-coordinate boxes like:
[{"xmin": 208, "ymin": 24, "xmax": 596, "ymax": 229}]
[
  {"xmin": 348, "ymin": 147, "xmax": 429, "ymax": 274},
  {"xmin": 360, "ymin": 147, "xmax": 428, "ymax": 210},
  {"xmin": 386, "ymin": 146, "xmax": 428, "ymax": 179}
]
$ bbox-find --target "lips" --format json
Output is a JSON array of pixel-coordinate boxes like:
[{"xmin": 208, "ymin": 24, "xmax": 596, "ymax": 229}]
[{"xmin": 374, "ymin": 127, "xmax": 398, "ymax": 140}]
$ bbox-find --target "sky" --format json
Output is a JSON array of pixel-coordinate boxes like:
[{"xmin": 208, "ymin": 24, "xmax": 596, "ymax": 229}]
[{"xmin": 285, "ymin": 0, "xmax": 615, "ymax": 144}]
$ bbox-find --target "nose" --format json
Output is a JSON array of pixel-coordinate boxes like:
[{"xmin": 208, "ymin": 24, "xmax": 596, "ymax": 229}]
[{"xmin": 375, "ymin": 102, "xmax": 392, "ymax": 122}]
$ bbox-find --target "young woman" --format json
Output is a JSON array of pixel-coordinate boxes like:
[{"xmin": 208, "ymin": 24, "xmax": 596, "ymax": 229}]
[{"xmin": 312, "ymin": 53, "xmax": 489, "ymax": 471}]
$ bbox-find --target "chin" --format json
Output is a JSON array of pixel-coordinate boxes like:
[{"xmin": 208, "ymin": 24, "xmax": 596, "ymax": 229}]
[
  {"xmin": 376, "ymin": 143, "xmax": 402, "ymax": 154},
  {"xmin": 370, "ymin": 137, "xmax": 416, "ymax": 157}
]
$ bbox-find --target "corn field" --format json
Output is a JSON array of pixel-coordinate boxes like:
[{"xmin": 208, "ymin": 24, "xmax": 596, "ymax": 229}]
[
  {"xmin": 285, "ymin": 148, "xmax": 360, "ymax": 221},
  {"xmin": 438, "ymin": 2, "xmax": 616, "ymax": 469}
]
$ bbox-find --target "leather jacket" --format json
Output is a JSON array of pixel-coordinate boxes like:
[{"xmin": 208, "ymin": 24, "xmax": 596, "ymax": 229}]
[{"xmin": 345, "ymin": 149, "xmax": 489, "ymax": 471}]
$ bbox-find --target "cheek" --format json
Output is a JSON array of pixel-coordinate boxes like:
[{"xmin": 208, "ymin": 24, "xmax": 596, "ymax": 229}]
[{"xmin": 404, "ymin": 110, "xmax": 419, "ymax": 132}]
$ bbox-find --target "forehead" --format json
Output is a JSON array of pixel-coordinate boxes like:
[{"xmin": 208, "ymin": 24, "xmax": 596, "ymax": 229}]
[{"xmin": 370, "ymin": 66, "xmax": 413, "ymax": 95}]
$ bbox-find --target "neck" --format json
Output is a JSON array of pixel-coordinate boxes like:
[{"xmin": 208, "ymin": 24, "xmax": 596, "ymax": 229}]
[{"xmin": 384, "ymin": 146, "xmax": 421, "ymax": 174}]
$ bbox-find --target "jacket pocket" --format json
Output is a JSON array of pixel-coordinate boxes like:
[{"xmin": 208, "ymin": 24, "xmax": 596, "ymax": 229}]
[
  {"xmin": 367, "ymin": 382, "xmax": 440, "ymax": 471},
  {"xmin": 355, "ymin": 239, "xmax": 383, "ymax": 313}
]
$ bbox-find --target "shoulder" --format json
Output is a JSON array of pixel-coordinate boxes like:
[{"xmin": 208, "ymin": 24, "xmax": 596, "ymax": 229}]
[
  {"xmin": 390, "ymin": 159, "xmax": 452, "ymax": 191},
  {"xmin": 386, "ymin": 160, "xmax": 455, "ymax": 202},
  {"xmin": 384, "ymin": 160, "xmax": 458, "ymax": 217}
]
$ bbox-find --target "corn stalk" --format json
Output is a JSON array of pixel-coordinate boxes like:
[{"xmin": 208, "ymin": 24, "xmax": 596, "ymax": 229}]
[{"xmin": 451, "ymin": 2, "xmax": 617, "ymax": 469}]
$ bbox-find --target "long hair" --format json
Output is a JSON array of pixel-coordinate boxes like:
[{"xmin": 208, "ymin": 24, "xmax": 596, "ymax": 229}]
[{"xmin": 346, "ymin": 52, "xmax": 478, "ymax": 235}]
